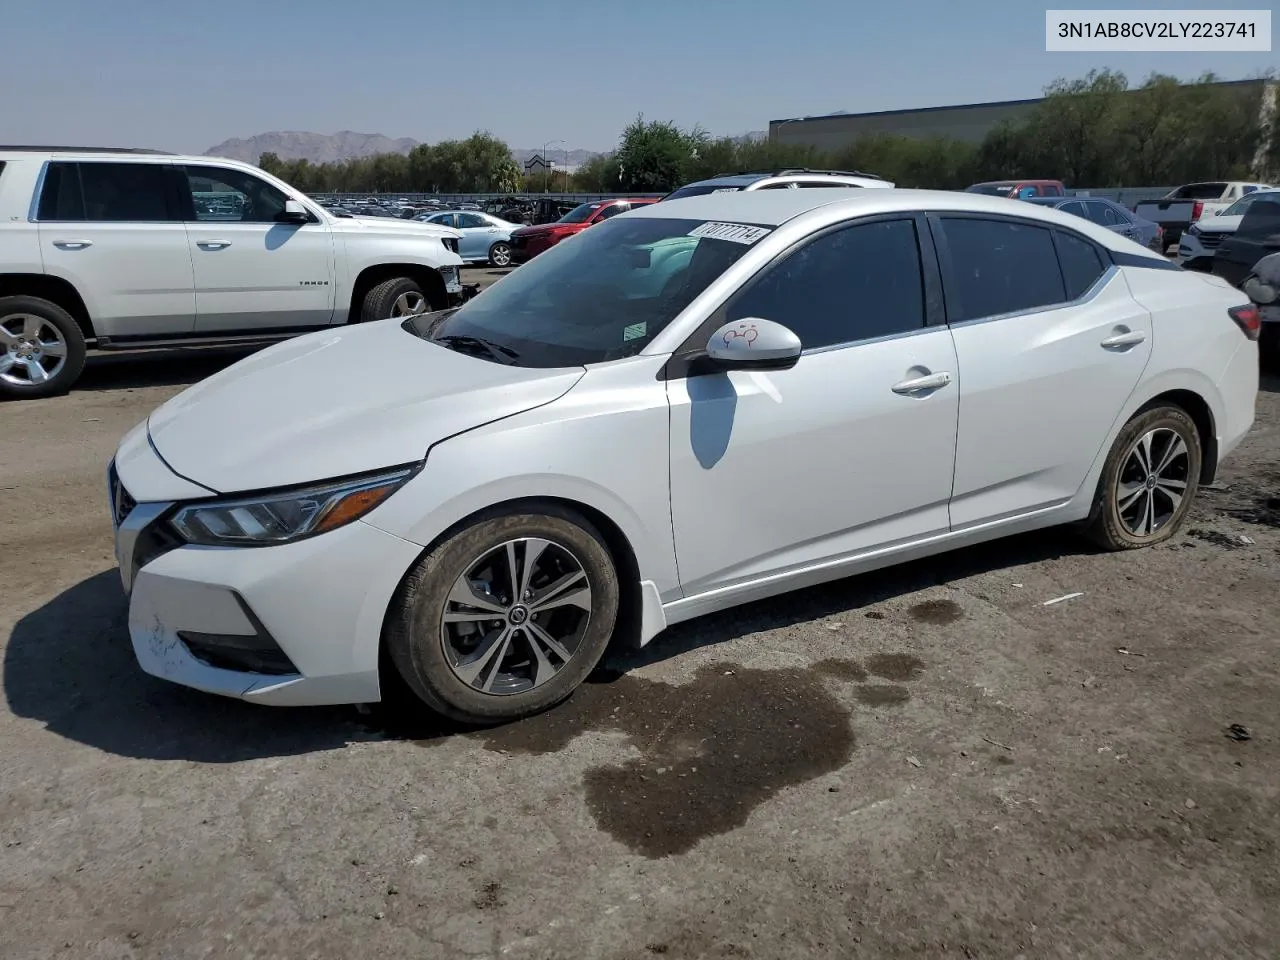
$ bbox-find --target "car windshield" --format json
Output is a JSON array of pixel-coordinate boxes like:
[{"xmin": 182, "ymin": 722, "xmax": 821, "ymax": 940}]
[
  {"xmin": 1222, "ymin": 191, "xmax": 1280, "ymax": 217},
  {"xmin": 407, "ymin": 216, "xmax": 768, "ymax": 368},
  {"xmin": 558, "ymin": 202, "xmax": 606, "ymax": 224},
  {"xmin": 965, "ymin": 183, "xmax": 1015, "ymax": 196},
  {"xmin": 663, "ymin": 183, "xmax": 745, "ymax": 201}
]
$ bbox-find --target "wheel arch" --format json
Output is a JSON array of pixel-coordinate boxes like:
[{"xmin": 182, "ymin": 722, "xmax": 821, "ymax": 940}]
[
  {"xmin": 346, "ymin": 264, "xmax": 448, "ymax": 323},
  {"xmin": 1135, "ymin": 388, "xmax": 1217, "ymax": 484},
  {"xmin": 0, "ymin": 273, "xmax": 95, "ymax": 340}
]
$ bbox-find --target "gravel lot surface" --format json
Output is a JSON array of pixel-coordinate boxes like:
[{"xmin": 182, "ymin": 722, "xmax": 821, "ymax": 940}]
[{"xmin": 3, "ymin": 277, "xmax": 1277, "ymax": 959}]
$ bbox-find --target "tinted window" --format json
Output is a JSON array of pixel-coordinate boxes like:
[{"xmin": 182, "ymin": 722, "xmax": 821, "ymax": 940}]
[
  {"xmin": 1058, "ymin": 200, "xmax": 1086, "ymax": 217},
  {"xmin": 428, "ymin": 213, "xmax": 456, "ymax": 228},
  {"xmin": 457, "ymin": 213, "xmax": 487, "ymax": 228},
  {"xmin": 662, "ymin": 183, "xmax": 744, "ymax": 200},
  {"xmin": 39, "ymin": 162, "xmax": 173, "ymax": 221},
  {"xmin": 1242, "ymin": 185, "xmax": 1261, "ymax": 195},
  {"xmin": 558, "ymin": 202, "xmax": 603, "ymax": 224},
  {"xmin": 966, "ymin": 183, "xmax": 1015, "ymax": 196},
  {"xmin": 727, "ymin": 219, "xmax": 925, "ymax": 350},
  {"xmin": 1173, "ymin": 182, "xmax": 1228, "ymax": 200},
  {"xmin": 1100, "ymin": 204, "xmax": 1125, "ymax": 226},
  {"xmin": 183, "ymin": 165, "xmax": 290, "ymax": 223},
  {"xmin": 1237, "ymin": 200, "xmax": 1280, "ymax": 238},
  {"xmin": 1039, "ymin": 184, "xmax": 1064, "ymax": 196},
  {"xmin": 758, "ymin": 182, "xmax": 796, "ymax": 190},
  {"xmin": 799, "ymin": 181, "xmax": 858, "ymax": 189},
  {"xmin": 1055, "ymin": 231, "xmax": 1106, "ymax": 299},
  {"xmin": 938, "ymin": 217, "xmax": 1066, "ymax": 322},
  {"xmin": 594, "ymin": 203, "xmax": 626, "ymax": 221},
  {"xmin": 1080, "ymin": 201, "xmax": 1109, "ymax": 225}
]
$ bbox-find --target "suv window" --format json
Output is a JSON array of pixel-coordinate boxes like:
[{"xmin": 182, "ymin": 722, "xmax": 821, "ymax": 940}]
[
  {"xmin": 1055, "ymin": 231, "xmax": 1107, "ymax": 299},
  {"xmin": 457, "ymin": 213, "xmax": 488, "ymax": 228},
  {"xmin": 937, "ymin": 217, "xmax": 1066, "ymax": 322},
  {"xmin": 726, "ymin": 218, "xmax": 926, "ymax": 350},
  {"xmin": 182, "ymin": 165, "xmax": 290, "ymax": 223},
  {"xmin": 38, "ymin": 161, "xmax": 175, "ymax": 222}
]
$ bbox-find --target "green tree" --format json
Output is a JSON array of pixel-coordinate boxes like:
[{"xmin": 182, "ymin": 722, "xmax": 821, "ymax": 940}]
[{"xmin": 614, "ymin": 115, "xmax": 696, "ymax": 192}]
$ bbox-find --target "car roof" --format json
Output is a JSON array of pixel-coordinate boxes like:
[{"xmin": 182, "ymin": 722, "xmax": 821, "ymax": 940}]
[{"xmin": 626, "ymin": 188, "xmax": 1156, "ymax": 254}]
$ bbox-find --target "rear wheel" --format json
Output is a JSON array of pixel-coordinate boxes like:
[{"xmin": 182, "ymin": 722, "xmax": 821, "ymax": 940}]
[
  {"xmin": 0, "ymin": 296, "xmax": 86, "ymax": 400},
  {"xmin": 360, "ymin": 277, "xmax": 430, "ymax": 323},
  {"xmin": 386, "ymin": 507, "xmax": 620, "ymax": 725},
  {"xmin": 488, "ymin": 242, "xmax": 512, "ymax": 267},
  {"xmin": 1083, "ymin": 405, "xmax": 1201, "ymax": 550}
]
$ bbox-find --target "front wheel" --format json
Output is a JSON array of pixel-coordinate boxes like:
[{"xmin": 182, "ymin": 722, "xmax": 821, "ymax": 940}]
[
  {"xmin": 0, "ymin": 296, "xmax": 87, "ymax": 400},
  {"xmin": 386, "ymin": 507, "xmax": 620, "ymax": 724},
  {"xmin": 488, "ymin": 241, "xmax": 512, "ymax": 267},
  {"xmin": 360, "ymin": 277, "xmax": 429, "ymax": 323},
  {"xmin": 1083, "ymin": 405, "xmax": 1201, "ymax": 551}
]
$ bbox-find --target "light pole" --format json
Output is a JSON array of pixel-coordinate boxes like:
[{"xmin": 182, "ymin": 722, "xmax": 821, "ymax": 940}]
[{"xmin": 543, "ymin": 138, "xmax": 565, "ymax": 194}]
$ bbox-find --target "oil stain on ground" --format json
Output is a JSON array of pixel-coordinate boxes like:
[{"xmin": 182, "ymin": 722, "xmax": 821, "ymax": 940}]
[
  {"xmin": 451, "ymin": 656, "xmax": 923, "ymax": 858},
  {"xmin": 908, "ymin": 598, "xmax": 964, "ymax": 625}
]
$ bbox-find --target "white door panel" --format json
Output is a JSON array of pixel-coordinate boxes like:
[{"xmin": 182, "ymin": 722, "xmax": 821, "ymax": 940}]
[
  {"xmin": 668, "ymin": 330, "xmax": 959, "ymax": 598},
  {"xmin": 948, "ymin": 271, "xmax": 1152, "ymax": 527},
  {"xmin": 188, "ymin": 223, "xmax": 336, "ymax": 332},
  {"xmin": 39, "ymin": 223, "xmax": 196, "ymax": 338}
]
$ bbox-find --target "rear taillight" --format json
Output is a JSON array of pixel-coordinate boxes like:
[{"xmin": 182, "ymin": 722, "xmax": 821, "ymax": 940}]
[
  {"xmin": 1191, "ymin": 201, "xmax": 1204, "ymax": 221},
  {"xmin": 1229, "ymin": 304, "xmax": 1262, "ymax": 341}
]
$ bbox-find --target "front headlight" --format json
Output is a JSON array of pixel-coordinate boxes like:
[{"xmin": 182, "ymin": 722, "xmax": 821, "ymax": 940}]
[
  {"xmin": 169, "ymin": 466, "xmax": 416, "ymax": 547},
  {"xmin": 1186, "ymin": 224, "xmax": 1200, "ymax": 237}
]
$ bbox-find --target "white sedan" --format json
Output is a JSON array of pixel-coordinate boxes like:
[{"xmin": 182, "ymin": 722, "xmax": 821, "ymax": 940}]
[{"xmin": 109, "ymin": 189, "xmax": 1260, "ymax": 724}]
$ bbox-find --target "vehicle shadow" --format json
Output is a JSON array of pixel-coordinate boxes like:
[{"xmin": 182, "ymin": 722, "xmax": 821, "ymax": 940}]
[
  {"xmin": 75, "ymin": 345, "xmax": 266, "ymax": 392},
  {"xmin": 5, "ymin": 525, "xmax": 1091, "ymax": 759},
  {"xmin": 4, "ymin": 570, "xmax": 362, "ymax": 762},
  {"xmin": 1260, "ymin": 367, "xmax": 1279, "ymax": 394}
]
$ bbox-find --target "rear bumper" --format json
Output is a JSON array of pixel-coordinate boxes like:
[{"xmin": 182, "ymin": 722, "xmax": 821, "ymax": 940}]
[{"xmin": 1214, "ymin": 341, "xmax": 1260, "ymax": 466}]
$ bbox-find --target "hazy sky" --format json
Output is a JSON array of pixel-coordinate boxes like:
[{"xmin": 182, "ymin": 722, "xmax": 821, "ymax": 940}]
[{"xmin": 2, "ymin": 0, "xmax": 1272, "ymax": 154}]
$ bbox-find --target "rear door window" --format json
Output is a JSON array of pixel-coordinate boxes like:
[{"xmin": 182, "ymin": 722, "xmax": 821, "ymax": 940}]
[
  {"xmin": 38, "ymin": 161, "xmax": 176, "ymax": 221},
  {"xmin": 937, "ymin": 217, "xmax": 1067, "ymax": 322},
  {"xmin": 1057, "ymin": 200, "xmax": 1086, "ymax": 218},
  {"xmin": 1055, "ymin": 231, "xmax": 1107, "ymax": 299}
]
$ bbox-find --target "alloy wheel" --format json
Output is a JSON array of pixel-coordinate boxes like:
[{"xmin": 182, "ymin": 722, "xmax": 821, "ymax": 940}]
[
  {"xmin": 1115, "ymin": 427, "xmax": 1190, "ymax": 537},
  {"xmin": 0, "ymin": 314, "xmax": 68, "ymax": 387},
  {"xmin": 440, "ymin": 538, "xmax": 593, "ymax": 695},
  {"xmin": 391, "ymin": 291, "xmax": 427, "ymax": 317},
  {"xmin": 490, "ymin": 243, "xmax": 512, "ymax": 267}
]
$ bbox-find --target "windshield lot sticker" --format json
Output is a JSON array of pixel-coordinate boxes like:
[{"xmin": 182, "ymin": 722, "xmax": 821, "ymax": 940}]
[
  {"xmin": 623, "ymin": 322, "xmax": 647, "ymax": 341},
  {"xmin": 688, "ymin": 221, "xmax": 770, "ymax": 245}
]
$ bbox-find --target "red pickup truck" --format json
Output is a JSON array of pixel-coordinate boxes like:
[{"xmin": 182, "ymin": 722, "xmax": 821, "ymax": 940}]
[{"xmin": 509, "ymin": 198, "xmax": 659, "ymax": 263}]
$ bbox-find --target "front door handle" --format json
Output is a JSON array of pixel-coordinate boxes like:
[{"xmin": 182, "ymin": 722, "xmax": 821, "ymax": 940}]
[
  {"xmin": 196, "ymin": 240, "xmax": 232, "ymax": 250},
  {"xmin": 52, "ymin": 240, "xmax": 92, "ymax": 250},
  {"xmin": 891, "ymin": 371, "xmax": 952, "ymax": 395},
  {"xmin": 1101, "ymin": 330, "xmax": 1146, "ymax": 349}
]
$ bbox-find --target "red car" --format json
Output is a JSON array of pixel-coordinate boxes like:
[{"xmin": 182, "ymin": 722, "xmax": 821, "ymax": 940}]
[
  {"xmin": 964, "ymin": 179, "xmax": 1066, "ymax": 199},
  {"xmin": 509, "ymin": 198, "xmax": 659, "ymax": 263}
]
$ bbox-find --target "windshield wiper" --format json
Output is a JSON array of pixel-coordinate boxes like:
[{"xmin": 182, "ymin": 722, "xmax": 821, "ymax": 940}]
[{"xmin": 433, "ymin": 334, "xmax": 520, "ymax": 364}]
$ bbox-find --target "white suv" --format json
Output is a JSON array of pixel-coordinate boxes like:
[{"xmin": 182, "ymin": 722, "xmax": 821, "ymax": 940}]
[
  {"xmin": 0, "ymin": 146, "xmax": 465, "ymax": 398},
  {"xmin": 662, "ymin": 168, "xmax": 894, "ymax": 200}
]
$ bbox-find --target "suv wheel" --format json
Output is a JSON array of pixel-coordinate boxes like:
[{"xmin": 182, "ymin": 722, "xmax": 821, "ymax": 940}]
[
  {"xmin": 360, "ymin": 277, "xmax": 430, "ymax": 323},
  {"xmin": 0, "ymin": 296, "xmax": 87, "ymax": 400}
]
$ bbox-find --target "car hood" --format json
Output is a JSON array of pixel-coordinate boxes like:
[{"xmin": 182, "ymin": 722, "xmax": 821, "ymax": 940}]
[
  {"xmin": 335, "ymin": 215, "xmax": 462, "ymax": 238},
  {"xmin": 146, "ymin": 321, "xmax": 585, "ymax": 494},
  {"xmin": 1193, "ymin": 214, "xmax": 1244, "ymax": 234}
]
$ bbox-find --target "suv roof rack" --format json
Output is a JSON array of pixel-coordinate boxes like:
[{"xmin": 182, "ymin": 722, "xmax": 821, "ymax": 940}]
[
  {"xmin": 0, "ymin": 145, "xmax": 173, "ymax": 155},
  {"xmin": 714, "ymin": 168, "xmax": 887, "ymax": 180}
]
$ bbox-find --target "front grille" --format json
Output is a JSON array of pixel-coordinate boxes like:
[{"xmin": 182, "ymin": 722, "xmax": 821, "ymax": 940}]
[
  {"xmin": 109, "ymin": 462, "xmax": 135, "ymax": 526},
  {"xmin": 1198, "ymin": 233, "xmax": 1226, "ymax": 249}
]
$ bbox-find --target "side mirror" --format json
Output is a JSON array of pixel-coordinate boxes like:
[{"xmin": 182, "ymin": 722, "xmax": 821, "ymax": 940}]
[
  {"xmin": 1243, "ymin": 276, "xmax": 1278, "ymax": 305},
  {"xmin": 705, "ymin": 317, "xmax": 801, "ymax": 370},
  {"xmin": 281, "ymin": 199, "xmax": 311, "ymax": 223}
]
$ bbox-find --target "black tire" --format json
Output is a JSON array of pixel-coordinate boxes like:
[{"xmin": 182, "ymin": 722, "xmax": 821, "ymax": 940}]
[
  {"xmin": 359, "ymin": 276, "xmax": 429, "ymax": 323},
  {"xmin": 0, "ymin": 296, "xmax": 87, "ymax": 400},
  {"xmin": 386, "ymin": 506, "xmax": 620, "ymax": 725},
  {"xmin": 1083, "ymin": 405, "xmax": 1201, "ymax": 551},
  {"xmin": 488, "ymin": 241, "xmax": 512, "ymax": 268}
]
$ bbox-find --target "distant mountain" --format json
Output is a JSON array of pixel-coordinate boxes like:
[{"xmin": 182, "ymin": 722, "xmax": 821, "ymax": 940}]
[
  {"xmin": 204, "ymin": 131, "xmax": 604, "ymax": 167},
  {"xmin": 204, "ymin": 131, "xmax": 418, "ymax": 164}
]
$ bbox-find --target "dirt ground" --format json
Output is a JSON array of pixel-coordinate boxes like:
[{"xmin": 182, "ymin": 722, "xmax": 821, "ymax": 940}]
[{"xmin": 3, "ymin": 282, "xmax": 1278, "ymax": 959}]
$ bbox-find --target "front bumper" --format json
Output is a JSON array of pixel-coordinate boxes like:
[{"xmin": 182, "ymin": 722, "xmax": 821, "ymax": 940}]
[
  {"xmin": 440, "ymin": 264, "xmax": 463, "ymax": 295},
  {"xmin": 109, "ymin": 462, "xmax": 423, "ymax": 706}
]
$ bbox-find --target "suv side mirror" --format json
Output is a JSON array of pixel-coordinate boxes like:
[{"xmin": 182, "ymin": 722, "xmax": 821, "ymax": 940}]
[
  {"xmin": 281, "ymin": 199, "xmax": 311, "ymax": 223},
  {"xmin": 705, "ymin": 317, "xmax": 801, "ymax": 370}
]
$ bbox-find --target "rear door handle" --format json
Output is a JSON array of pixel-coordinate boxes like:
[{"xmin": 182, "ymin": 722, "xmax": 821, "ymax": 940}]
[
  {"xmin": 1101, "ymin": 330, "xmax": 1146, "ymax": 349},
  {"xmin": 52, "ymin": 240, "xmax": 92, "ymax": 250},
  {"xmin": 196, "ymin": 240, "xmax": 232, "ymax": 250},
  {"xmin": 891, "ymin": 371, "xmax": 952, "ymax": 395}
]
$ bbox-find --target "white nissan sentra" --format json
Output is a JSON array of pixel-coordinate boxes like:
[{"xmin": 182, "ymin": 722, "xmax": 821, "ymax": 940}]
[{"xmin": 108, "ymin": 189, "xmax": 1260, "ymax": 724}]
